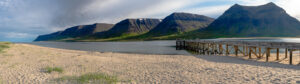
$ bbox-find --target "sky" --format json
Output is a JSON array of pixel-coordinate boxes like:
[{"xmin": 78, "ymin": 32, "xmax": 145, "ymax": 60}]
[{"xmin": 0, "ymin": 0, "xmax": 300, "ymax": 42}]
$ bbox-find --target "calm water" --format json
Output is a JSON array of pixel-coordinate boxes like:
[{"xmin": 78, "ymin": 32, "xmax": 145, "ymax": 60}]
[
  {"xmin": 25, "ymin": 38, "xmax": 300, "ymax": 55},
  {"xmin": 204, "ymin": 38, "xmax": 300, "ymax": 43},
  {"xmin": 26, "ymin": 41, "xmax": 191, "ymax": 55}
]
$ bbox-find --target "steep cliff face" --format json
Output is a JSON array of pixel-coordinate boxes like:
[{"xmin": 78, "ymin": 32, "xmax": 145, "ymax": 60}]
[
  {"xmin": 96, "ymin": 18, "xmax": 161, "ymax": 38},
  {"xmin": 205, "ymin": 2, "xmax": 300, "ymax": 37},
  {"xmin": 147, "ymin": 12, "xmax": 214, "ymax": 36},
  {"xmin": 34, "ymin": 23, "xmax": 114, "ymax": 41},
  {"xmin": 34, "ymin": 31, "xmax": 63, "ymax": 41}
]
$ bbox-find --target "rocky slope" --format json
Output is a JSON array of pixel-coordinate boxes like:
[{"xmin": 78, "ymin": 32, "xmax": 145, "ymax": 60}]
[
  {"xmin": 147, "ymin": 12, "xmax": 214, "ymax": 36},
  {"xmin": 95, "ymin": 18, "xmax": 161, "ymax": 38},
  {"xmin": 34, "ymin": 23, "xmax": 114, "ymax": 41}
]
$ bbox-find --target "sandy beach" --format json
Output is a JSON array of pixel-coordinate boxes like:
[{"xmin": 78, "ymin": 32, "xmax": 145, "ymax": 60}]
[{"xmin": 0, "ymin": 44, "xmax": 299, "ymax": 84}]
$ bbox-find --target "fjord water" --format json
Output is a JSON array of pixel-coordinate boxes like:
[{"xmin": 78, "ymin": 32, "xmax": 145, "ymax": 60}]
[
  {"xmin": 28, "ymin": 41, "xmax": 191, "ymax": 55},
  {"xmin": 203, "ymin": 38, "xmax": 300, "ymax": 43},
  {"xmin": 27, "ymin": 38, "xmax": 300, "ymax": 55}
]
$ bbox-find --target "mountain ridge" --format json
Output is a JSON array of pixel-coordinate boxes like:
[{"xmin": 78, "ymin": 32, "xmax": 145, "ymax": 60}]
[
  {"xmin": 146, "ymin": 12, "xmax": 214, "ymax": 36},
  {"xmin": 34, "ymin": 23, "xmax": 114, "ymax": 41},
  {"xmin": 94, "ymin": 18, "xmax": 161, "ymax": 38},
  {"xmin": 34, "ymin": 2, "xmax": 300, "ymax": 42},
  {"xmin": 203, "ymin": 2, "xmax": 300, "ymax": 37}
]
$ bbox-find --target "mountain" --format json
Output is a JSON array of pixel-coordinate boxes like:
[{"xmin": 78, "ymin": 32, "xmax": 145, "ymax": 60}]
[
  {"xmin": 95, "ymin": 18, "xmax": 161, "ymax": 38},
  {"xmin": 34, "ymin": 23, "xmax": 114, "ymax": 41},
  {"xmin": 204, "ymin": 2, "xmax": 300, "ymax": 37},
  {"xmin": 147, "ymin": 12, "xmax": 214, "ymax": 36}
]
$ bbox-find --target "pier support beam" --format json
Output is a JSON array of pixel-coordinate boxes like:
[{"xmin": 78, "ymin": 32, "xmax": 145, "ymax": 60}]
[
  {"xmin": 276, "ymin": 48, "xmax": 279, "ymax": 60},
  {"xmin": 226, "ymin": 44, "xmax": 229, "ymax": 56},
  {"xmin": 266, "ymin": 48, "xmax": 270, "ymax": 62},
  {"xmin": 285, "ymin": 48, "xmax": 288, "ymax": 58},
  {"xmin": 234, "ymin": 45, "xmax": 238, "ymax": 56},
  {"xmin": 219, "ymin": 44, "xmax": 223, "ymax": 55},
  {"xmin": 249, "ymin": 47, "xmax": 252, "ymax": 59},
  {"xmin": 246, "ymin": 46, "xmax": 249, "ymax": 56},
  {"xmin": 258, "ymin": 47, "xmax": 262, "ymax": 58},
  {"xmin": 290, "ymin": 50, "xmax": 293, "ymax": 65}
]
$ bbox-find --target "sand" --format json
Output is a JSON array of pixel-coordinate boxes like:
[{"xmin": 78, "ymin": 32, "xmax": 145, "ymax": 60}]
[{"xmin": 0, "ymin": 44, "xmax": 299, "ymax": 84}]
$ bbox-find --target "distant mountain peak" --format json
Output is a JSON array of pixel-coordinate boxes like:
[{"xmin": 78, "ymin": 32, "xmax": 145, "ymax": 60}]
[
  {"xmin": 265, "ymin": 2, "xmax": 276, "ymax": 6},
  {"xmin": 205, "ymin": 2, "xmax": 300, "ymax": 37},
  {"xmin": 147, "ymin": 12, "xmax": 214, "ymax": 36},
  {"xmin": 232, "ymin": 3, "xmax": 241, "ymax": 6}
]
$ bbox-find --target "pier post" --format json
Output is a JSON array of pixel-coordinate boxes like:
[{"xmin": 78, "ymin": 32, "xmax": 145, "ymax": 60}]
[
  {"xmin": 259, "ymin": 47, "xmax": 262, "ymax": 58},
  {"xmin": 234, "ymin": 45, "xmax": 238, "ymax": 56},
  {"xmin": 276, "ymin": 48, "xmax": 279, "ymax": 60},
  {"xmin": 285, "ymin": 48, "xmax": 288, "ymax": 58},
  {"xmin": 249, "ymin": 47, "xmax": 252, "ymax": 59},
  {"xmin": 289, "ymin": 50, "xmax": 293, "ymax": 65},
  {"xmin": 226, "ymin": 44, "xmax": 229, "ymax": 56},
  {"xmin": 266, "ymin": 48, "xmax": 270, "ymax": 62},
  {"xmin": 183, "ymin": 41, "xmax": 186, "ymax": 50},
  {"xmin": 243, "ymin": 46, "xmax": 245, "ymax": 56},
  {"xmin": 202, "ymin": 43, "xmax": 205, "ymax": 55},
  {"xmin": 219, "ymin": 44, "xmax": 223, "ymax": 55},
  {"xmin": 246, "ymin": 46, "xmax": 249, "ymax": 56}
]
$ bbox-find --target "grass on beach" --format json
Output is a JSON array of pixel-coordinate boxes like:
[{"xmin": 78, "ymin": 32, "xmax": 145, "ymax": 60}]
[
  {"xmin": 0, "ymin": 42, "xmax": 11, "ymax": 53},
  {"xmin": 44, "ymin": 66, "xmax": 64, "ymax": 73},
  {"xmin": 58, "ymin": 73, "xmax": 119, "ymax": 84}
]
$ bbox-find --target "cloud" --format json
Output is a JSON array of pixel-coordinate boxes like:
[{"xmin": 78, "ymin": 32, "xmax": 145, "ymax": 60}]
[
  {"xmin": 275, "ymin": 0, "xmax": 300, "ymax": 19},
  {"xmin": 181, "ymin": 5, "xmax": 232, "ymax": 18},
  {"xmin": 3, "ymin": 32, "xmax": 34, "ymax": 38},
  {"xmin": 1, "ymin": 0, "xmax": 300, "ymax": 42}
]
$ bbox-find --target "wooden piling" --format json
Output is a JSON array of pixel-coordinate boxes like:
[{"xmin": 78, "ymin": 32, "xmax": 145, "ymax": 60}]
[
  {"xmin": 234, "ymin": 45, "xmax": 238, "ymax": 56},
  {"xmin": 226, "ymin": 44, "xmax": 229, "ymax": 56},
  {"xmin": 276, "ymin": 48, "xmax": 279, "ymax": 60},
  {"xmin": 290, "ymin": 50, "xmax": 293, "ymax": 65},
  {"xmin": 285, "ymin": 48, "xmax": 288, "ymax": 58},
  {"xmin": 266, "ymin": 48, "xmax": 270, "ymax": 62},
  {"xmin": 259, "ymin": 47, "xmax": 262, "ymax": 58},
  {"xmin": 219, "ymin": 44, "xmax": 223, "ymax": 55},
  {"xmin": 246, "ymin": 46, "xmax": 249, "ymax": 56},
  {"xmin": 249, "ymin": 47, "xmax": 252, "ymax": 59}
]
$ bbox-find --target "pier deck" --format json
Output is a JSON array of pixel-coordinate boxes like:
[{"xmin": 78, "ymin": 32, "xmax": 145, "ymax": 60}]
[{"xmin": 176, "ymin": 39, "xmax": 300, "ymax": 65}]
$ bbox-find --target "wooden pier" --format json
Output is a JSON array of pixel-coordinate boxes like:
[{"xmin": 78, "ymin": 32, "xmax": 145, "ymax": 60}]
[{"xmin": 176, "ymin": 39, "xmax": 300, "ymax": 65}]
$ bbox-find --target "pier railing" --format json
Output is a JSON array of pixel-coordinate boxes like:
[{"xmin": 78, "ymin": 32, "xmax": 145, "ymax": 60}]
[{"xmin": 176, "ymin": 39, "xmax": 300, "ymax": 65}]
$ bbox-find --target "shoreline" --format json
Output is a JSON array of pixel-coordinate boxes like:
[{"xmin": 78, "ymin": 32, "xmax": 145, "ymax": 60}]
[{"xmin": 0, "ymin": 44, "xmax": 299, "ymax": 83}]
